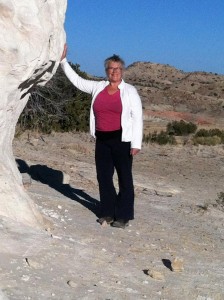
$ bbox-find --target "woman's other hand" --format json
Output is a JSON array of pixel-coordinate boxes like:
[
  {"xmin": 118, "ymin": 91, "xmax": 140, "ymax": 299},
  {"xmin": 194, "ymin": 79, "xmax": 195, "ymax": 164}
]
[
  {"xmin": 60, "ymin": 43, "xmax": 67, "ymax": 61},
  {"xmin": 130, "ymin": 148, "xmax": 140, "ymax": 156}
]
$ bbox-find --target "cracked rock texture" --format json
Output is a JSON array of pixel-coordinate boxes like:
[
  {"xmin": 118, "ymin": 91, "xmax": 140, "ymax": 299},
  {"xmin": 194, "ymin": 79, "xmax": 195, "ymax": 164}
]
[{"xmin": 0, "ymin": 0, "xmax": 67, "ymax": 227}]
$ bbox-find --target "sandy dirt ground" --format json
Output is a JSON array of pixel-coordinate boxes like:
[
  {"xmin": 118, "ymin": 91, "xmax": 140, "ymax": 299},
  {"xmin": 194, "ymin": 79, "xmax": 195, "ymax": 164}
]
[{"xmin": 0, "ymin": 131, "xmax": 224, "ymax": 300}]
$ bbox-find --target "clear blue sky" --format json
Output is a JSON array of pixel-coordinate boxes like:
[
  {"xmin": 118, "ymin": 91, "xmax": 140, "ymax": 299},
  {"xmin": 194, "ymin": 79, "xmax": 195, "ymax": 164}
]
[{"xmin": 65, "ymin": 0, "xmax": 224, "ymax": 76}]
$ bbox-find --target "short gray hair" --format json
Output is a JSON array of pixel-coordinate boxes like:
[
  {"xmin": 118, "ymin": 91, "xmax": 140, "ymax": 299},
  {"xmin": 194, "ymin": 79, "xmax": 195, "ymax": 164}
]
[{"xmin": 104, "ymin": 54, "xmax": 125, "ymax": 70}]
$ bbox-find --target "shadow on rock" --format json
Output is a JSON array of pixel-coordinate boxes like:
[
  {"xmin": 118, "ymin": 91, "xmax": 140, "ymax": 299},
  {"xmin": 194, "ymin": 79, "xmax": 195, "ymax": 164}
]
[{"xmin": 16, "ymin": 159, "xmax": 100, "ymax": 217}]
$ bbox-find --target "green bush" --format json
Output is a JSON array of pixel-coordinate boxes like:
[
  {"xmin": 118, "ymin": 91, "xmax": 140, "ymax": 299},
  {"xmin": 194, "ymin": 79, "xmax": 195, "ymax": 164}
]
[
  {"xmin": 194, "ymin": 128, "xmax": 224, "ymax": 144},
  {"xmin": 194, "ymin": 129, "xmax": 210, "ymax": 137},
  {"xmin": 156, "ymin": 131, "xmax": 176, "ymax": 145},
  {"xmin": 143, "ymin": 131, "xmax": 176, "ymax": 145},
  {"xmin": 167, "ymin": 120, "xmax": 197, "ymax": 136},
  {"xmin": 143, "ymin": 124, "xmax": 224, "ymax": 146},
  {"xmin": 17, "ymin": 63, "xmax": 92, "ymax": 134},
  {"xmin": 192, "ymin": 135, "xmax": 222, "ymax": 146}
]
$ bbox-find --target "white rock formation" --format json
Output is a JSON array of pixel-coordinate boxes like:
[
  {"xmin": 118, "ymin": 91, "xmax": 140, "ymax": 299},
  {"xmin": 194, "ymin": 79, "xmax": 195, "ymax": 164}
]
[{"xmin": 0, "ymin": 0, "xmax": 67, "ymax": 228}]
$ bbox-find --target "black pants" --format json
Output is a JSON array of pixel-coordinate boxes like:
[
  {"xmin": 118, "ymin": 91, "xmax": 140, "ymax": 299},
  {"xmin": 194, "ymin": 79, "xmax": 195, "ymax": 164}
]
[{"xmin": 95, "ymin": 131, "xmax": 134, "ymax": 220}]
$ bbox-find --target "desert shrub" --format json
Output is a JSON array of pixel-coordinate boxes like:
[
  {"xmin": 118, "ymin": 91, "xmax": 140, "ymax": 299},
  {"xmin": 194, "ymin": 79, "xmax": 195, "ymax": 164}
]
[
  {"xmin": 208, "ymin": 129, "xmax": 224, "ymax": 141},
  {"xmin": 143, "ymin": 131, "xmax": 176, "ymax": 145},
  {"xmin": 167, "ymin": 120, "xmax": 197, "ymax": 136},
  {"xmin": 194, "ymin": 129, "xmax": 209, "ymax": 137},
  {"xmin": 155, "ymin": 131, "xmax": 176, "ymax": 145},
  {"xmin": 17, "ymin": 63, "xmax": 92, "ymax": 134},
  {"xmin": 192, "ymin": 135, "xmax": 222, "ymax": 146},
  {"xmin": 143, "ymin": 133, "xmax": 151, "ymax": 144},
  {"xmin": 194, "ymin": 128, "xmax": 224, "ymax": 143}
]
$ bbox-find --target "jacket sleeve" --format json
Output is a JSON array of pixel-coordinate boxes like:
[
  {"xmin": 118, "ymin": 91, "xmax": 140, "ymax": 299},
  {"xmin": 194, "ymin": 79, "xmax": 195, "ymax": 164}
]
[
  {"xmin": 130, "ymin": 87, "xmax": 143, "ymax": 149},
  {"xmin": 60, "ymin": 58, "xmax": 98, "ymax": 94}
]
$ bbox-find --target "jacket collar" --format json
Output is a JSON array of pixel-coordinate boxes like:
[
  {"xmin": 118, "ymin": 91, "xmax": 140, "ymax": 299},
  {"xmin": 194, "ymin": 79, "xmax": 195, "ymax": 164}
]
[
  {"xmin": 105, "ymin": 79, "xmax": 125, "ymax": 89},
  {"xmin": 118, "ymin": 79, "xmax": 125, "ymax": 89}
]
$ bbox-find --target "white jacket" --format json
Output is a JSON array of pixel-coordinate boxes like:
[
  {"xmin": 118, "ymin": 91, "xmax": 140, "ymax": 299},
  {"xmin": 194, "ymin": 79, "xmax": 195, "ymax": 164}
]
[{"xmin": 61, "ymin": 59, "xmax": 143, "ymax": 149}]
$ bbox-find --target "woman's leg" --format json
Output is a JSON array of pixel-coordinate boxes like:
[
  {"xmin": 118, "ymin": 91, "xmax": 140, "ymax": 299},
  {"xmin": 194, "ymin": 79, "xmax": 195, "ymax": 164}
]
[
  {"xmin": 95, "ymin": 139, "xmax": 117, "ymax": 218},
  {"xmin": 112, "ymin": 141, "xmax": 134, "ymax": 220}
]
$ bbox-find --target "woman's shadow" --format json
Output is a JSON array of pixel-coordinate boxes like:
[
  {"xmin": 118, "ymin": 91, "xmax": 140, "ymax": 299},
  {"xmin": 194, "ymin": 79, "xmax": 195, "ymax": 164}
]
[{"xmin": 16, "ymin": 159, "xmax": 100, "ymax": 217}]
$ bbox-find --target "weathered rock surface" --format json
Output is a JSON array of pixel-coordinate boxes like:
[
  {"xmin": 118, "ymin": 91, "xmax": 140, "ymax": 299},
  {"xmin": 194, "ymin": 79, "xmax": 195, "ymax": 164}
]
[
  {"xmin": 1, "ymin": 131, "xmax": 221, "ymax": 299},
  {"xmin": 0, "ymin": 0, "xmax": 67, "ymax": 227}
]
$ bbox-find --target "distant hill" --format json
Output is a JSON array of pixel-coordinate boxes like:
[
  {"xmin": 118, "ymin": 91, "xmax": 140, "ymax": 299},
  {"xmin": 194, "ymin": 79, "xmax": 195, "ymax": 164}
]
[{"xmin": 123, "ymin": 62, "xmax": 224, "ymax": 132}]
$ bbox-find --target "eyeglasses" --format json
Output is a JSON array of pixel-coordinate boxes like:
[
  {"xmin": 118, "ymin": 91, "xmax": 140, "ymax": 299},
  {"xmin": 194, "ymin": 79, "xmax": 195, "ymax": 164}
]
[{"xmin": 107, "ymin": 67, "xmax": 123, "ymax": 72}]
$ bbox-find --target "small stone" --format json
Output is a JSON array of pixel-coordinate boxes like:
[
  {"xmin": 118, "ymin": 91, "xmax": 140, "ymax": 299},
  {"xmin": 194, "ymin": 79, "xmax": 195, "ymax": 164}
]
[
  {"xmin": 69, "ymin": 237, "xmax": 75, "ymax": 242},
  {"xmin": 63, "ymin": 173, "xmax": 70, "ymax": 184},
  {"xmin": 126, "ymin": 287, "xmax": 138, "ymax": 293},
  {"xmin": 101, "ymin": 220, "xmax": 108, "ymax": 227},
  {"xmin": 22, "ymin": 173, "xmax": 32, "ymax": 188},
  {"xmin": 67, "ymin": 280, "xmax": 77, "ymax": 288},
  {"xmin": 171, "ymin": 257, "xmax": 184, "ymax": 272},
  {"xmin": 29, "ymin": 138, "xmax": 39, "ymax": 147},
  {"xmin": 21, "ymin": 275, "xmax": 30, "ymax": 282},
  {"xmin": 51, "ymin": 235, "xmax": 62, "ymax": 240},
  {"xmin": 155, "ymin": 190, "xmax": 173, "ymax": 197},
  {"xmin": 146, "ymin": 270, "xmax": 165, "ymax": 281},
  {"xmin": 25, "ymin": 258, "xmax": 43, "ymax": 270}
]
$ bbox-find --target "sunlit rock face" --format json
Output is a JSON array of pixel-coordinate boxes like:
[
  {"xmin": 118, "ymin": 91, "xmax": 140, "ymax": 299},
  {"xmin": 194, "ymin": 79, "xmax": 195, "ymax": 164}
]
[{"xmin": 0, "ymin": 0, "xmax": 67, "ymax": 227}]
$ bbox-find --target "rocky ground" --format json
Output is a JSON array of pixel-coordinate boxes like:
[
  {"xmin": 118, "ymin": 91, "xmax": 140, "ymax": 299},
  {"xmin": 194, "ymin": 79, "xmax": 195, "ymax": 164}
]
[{"xmin": 0, "ymin": 131, "xmax": 224, "ymax": 300}]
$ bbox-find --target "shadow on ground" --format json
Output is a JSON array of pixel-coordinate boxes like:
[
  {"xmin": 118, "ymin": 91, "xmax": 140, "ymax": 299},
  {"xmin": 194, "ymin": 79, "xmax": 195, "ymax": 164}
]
[{"xmin": 16, "ymin": 159, "xmax": 100, "ymax": 217}]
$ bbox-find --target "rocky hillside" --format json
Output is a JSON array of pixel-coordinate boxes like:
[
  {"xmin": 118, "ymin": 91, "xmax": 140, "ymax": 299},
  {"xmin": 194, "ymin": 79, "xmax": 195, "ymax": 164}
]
[{"xmin": 124, "ymin": 62, "xmax": 224, "ymax": 132}]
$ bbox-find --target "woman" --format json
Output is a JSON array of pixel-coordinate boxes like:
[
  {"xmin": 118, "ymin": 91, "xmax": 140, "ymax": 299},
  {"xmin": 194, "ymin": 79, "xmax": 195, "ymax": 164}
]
[{"xmin": 60, "ymin": 44, "xmax": 143, "ymax": 229}]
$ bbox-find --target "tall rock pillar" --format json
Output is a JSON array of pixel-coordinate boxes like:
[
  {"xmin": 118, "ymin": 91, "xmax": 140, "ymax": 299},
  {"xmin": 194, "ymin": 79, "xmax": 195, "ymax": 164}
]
[{"xmin": 0, "ymin": 0, "xmax": 67, "ymax": 228}]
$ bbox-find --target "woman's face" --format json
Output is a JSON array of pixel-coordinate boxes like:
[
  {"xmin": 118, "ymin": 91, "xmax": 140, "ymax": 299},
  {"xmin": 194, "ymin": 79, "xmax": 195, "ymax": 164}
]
[{"xmin": 106, "ymin": 61, "xmax": 123, "ymax": 83}]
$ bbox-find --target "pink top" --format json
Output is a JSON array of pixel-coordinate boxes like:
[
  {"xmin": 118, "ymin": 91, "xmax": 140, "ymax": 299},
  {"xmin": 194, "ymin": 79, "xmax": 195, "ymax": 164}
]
[{"xmin": 93, "ymin": 87, "xmax": 122, "ymax": 131}]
